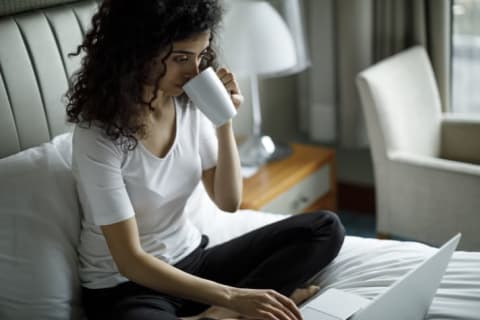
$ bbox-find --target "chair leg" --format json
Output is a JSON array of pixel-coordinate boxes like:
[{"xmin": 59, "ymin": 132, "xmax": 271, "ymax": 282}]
[{"xmin": 377, "ymin": 232, "xmax": 391, "ymax": 240}]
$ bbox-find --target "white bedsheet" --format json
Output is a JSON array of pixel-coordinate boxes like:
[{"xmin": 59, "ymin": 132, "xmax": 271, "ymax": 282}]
[
  {"xmin": 315, "ymin": 236, "xmax": 480, "ymax": 319},
  {"xmin": 187, "ymin": 187, "xmax": 480, "ymax": 319}
]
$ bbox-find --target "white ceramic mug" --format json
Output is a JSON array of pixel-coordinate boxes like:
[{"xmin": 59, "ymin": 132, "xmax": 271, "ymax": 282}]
[{"xmin": 183, "ymin": 67, "xmax": 237, "ymax": 127}]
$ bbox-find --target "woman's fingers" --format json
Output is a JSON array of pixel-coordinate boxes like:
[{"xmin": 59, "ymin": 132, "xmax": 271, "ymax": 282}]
[
  {"xmin": 216, "ymin": 67, "xmax": 243, "ymax": 108},
  {"xmin": 230, "ymin": 94, "xmax": 244, "ymax": 110},
  {"xmin": 217, "ymin": 68, "xmax": 240, "ymax": 94},
  {"xmin": 230, "ymin": 288, "xmax": 302, "ymax": 320},
  {"xmin": 218, "ymin": 71, "xmax": 234, "ymax": 83},
  {"xmin": 264, "ymin": 300, "xmax": 298, "ymax": 320},
  {"xmin": 274, "ymin": 300, "xmax": 300, "ymax": 320},
  {"xmin": 216, "ymin": 67, "xmax": 229, "ymax": 78},
  {"xmin": 259, "ymin": 310, "xmax": 281, "ymax": 320},
  {"xmin": 258, "ymin": 291, "xmax": 301, "ymax": 320},
  {"xmin": 269, "ymin": 291, "xmax": 303, "ymax": 320}
]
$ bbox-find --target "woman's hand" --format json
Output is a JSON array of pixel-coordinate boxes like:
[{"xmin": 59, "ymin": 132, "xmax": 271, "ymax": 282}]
[
  {"xmin": 228, "ymin": 287, "xmax": 303, "ymax": 320},
  {"xmin": 217, "ymin": 67, "xmax": 244, "ymax": 110}
]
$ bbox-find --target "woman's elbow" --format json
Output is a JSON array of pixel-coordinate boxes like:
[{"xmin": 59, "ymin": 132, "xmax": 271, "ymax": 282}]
[
  {"xmin": 217, "ymin": 198, "xmax": 241, "ymax": 213},
  {"xmin": 115, "ymin": 259, "xmax": 135, "ymax": 279},
  {"xmin": 114, "ymin": 250, "xmax": 145, "ymax": 279},
  {"xmin": 220, "ymin": 204, "xmax": 239, "ymax": 213}
]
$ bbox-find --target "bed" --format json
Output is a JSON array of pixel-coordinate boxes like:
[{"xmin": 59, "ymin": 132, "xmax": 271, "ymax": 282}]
[
  {"xmin": 190, "ymin": 190, "xmax": 480, "ymax": 320},
  {"xmin": 0, "ymin": 1, "xmax": 479, "ymax": 319}
]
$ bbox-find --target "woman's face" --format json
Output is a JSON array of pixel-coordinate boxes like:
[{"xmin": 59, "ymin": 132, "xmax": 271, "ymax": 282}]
[{"xmin": 157, "ymin": 31, "xmax": 211, "ymax": 97}]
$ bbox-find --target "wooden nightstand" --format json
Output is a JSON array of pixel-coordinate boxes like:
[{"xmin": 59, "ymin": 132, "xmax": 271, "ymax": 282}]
[{"xmin": 241, "ymin": 143, "xmax": 337, "ymax": 214}]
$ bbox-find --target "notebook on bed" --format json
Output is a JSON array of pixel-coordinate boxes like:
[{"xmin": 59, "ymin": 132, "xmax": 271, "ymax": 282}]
[{"xmin": 300, "ymin": 233, "xmax": 461, "ymax": 320}]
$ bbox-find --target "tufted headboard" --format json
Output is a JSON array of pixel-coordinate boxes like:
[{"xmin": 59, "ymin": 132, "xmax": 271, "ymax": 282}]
[{"xmin": 0, "ymin": 0, "xmax": 98, "ymax": 158}]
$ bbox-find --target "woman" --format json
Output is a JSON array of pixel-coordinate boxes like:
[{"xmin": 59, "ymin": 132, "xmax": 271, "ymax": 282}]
[{"xmin": 66, "ymin": 1, "xmax": 345, "ymax": 319}]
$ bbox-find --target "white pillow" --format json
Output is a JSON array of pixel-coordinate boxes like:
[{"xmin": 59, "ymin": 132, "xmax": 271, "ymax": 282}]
[
  {"xmin": 0, "ymin": 133, "xmax": 83, "ymax": 320},
  {"xmin": 186, "ymin": 183, "xmax": 287, "ymax": 247},
  {"xmin": 0, "ymin": 131, "xmax": 285, "ymax": 320}
]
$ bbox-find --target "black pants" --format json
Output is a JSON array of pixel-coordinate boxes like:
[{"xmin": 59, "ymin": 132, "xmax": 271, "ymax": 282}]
[{"xmin": 82, "ymin": 211, "xmax": 345, "ymax": 320}]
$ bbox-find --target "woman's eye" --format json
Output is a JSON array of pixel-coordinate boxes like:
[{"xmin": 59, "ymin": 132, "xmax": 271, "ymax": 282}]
[{"xmin": 174, "ymin": 55, "xmax": 189, "ymax": 63}]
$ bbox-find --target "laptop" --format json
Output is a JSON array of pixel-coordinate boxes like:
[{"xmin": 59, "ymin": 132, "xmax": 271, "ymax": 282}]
[{"xmin": 300, "ymin": 233, "xmax": 461, "ymax": 320}]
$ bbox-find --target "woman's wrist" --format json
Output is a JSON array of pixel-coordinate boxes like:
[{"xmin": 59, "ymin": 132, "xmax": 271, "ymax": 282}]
[
  {"xmin": 216, "ymin": 119, "xmax": 233, "ymax": 133},
  {"xmin": 215, "ymin": 120, "xmax": 236, "ymax": 144},
  {"xmin": 216, "ymin": 284, "xmax": 237, "ymax": 309}
]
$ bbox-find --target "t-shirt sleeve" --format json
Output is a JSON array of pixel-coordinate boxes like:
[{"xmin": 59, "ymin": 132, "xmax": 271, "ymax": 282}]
[
  {"xmin": 198, "ymin": 112, "xmax": 218, "ymax": 170},
  {"xmin": 72, "ymin": 126, "xmax": 135, "ymax": 226}
]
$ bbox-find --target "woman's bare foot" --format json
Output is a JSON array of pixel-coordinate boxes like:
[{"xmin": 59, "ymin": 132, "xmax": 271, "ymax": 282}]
[
  {"xmin": 180, "ymin": 306, "xmax": 242, "ymax": 320},
  {"xmin": 290, "ymin": 285, "xmax": 320, "ymax": 305}
]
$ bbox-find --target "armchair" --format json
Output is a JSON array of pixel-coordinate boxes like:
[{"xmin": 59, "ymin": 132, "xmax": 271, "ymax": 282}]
[{"xmin": 356, "ymin": 46, "xmax": 480, "ymax": 251}]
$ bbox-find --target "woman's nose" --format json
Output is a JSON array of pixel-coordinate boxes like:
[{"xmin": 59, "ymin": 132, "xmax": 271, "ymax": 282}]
[{"xmin": 184, "ymin": 62, "xmax": 200, "ymax": 80}]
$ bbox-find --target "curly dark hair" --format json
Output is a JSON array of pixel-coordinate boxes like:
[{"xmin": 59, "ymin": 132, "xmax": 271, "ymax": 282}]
[{"xmin": 66, "ymin": 0, "xmax": 223, "ymax": 150}]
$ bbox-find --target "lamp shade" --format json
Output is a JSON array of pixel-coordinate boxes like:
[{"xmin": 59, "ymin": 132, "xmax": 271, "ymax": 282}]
[
  {"xmin": 220, "ymin": 0, "xmax": 297, "ymax": 76},
  {"xmin": 281, "ymin": 0, "xmax": 311, "ymax": 73}
]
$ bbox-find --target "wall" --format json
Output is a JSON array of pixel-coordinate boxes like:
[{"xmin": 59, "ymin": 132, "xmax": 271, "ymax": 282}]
[{"xmin": 231, "ymin": 75, "xmax": 300, "ymax": 143}]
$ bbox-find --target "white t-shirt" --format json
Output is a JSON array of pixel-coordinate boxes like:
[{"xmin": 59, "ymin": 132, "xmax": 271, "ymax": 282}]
[{"xmin": 72, "ymin": 98, "xmax": 218, "ymax": 289}]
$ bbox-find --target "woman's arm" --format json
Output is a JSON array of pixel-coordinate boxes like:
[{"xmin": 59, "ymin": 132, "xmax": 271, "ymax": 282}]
[
  {"xmin": 102, "ymin": 217, "xmax": 232, "ymax": 305},
  {"xmin": 202, "ymin": 68, "xmax": 243, "ymax": 212},
  {"xmin": 102, "ymin": 217, "xmax": 302, "ymax": 320},
  {"xmin": 202, "ymin": 120, "xmax": 242, "ymax": 212}
]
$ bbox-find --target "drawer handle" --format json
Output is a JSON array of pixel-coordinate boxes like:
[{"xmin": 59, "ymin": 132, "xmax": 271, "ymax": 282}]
[{"xmin": 291, "ymin": 196, "xmax": 309, "ymax": 210}]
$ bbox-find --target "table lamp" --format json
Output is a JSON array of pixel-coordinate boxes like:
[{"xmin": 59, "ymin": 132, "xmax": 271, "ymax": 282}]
[{"xmin": 221, "ymin": 0, "xmax": 306, "ymax": 167}]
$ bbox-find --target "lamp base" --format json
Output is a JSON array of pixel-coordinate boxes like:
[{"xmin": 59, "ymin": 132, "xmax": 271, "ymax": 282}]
[
  {"xmin": 238, "ymin": 135, "xmax": 292, "ymax": 167},
  {"xmin": 268, "ymin": 140, "xmax": 293, "ymax": 162}
]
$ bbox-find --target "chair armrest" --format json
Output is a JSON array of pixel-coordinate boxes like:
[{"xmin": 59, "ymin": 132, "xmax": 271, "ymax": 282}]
[
  {"xmin": 389, "ymin": 151, "xmax": 480, "ymax": 177},
  {"xmin": 385, "ymin": 151, "xmax": 480, "ymax": 250},
  {"xmin": 441, "ymin": 113, "xmax": 480, "ymax": 164}
]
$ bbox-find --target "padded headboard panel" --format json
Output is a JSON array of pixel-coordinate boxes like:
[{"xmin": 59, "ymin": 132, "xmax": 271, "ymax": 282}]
[{"xmin": 0, "ymin": 0, "xmax": 98, "ymax": 158}]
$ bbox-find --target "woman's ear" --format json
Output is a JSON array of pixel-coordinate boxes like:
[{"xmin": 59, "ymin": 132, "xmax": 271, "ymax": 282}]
[{"xmin": 142, "ymin": 55, "xmax": 166, "ymax": 86}]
